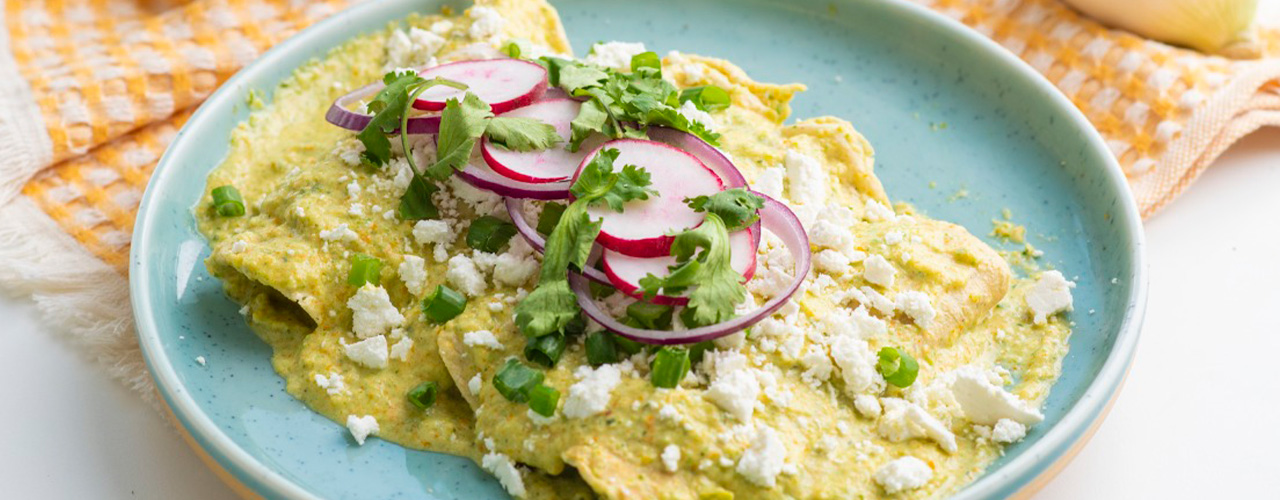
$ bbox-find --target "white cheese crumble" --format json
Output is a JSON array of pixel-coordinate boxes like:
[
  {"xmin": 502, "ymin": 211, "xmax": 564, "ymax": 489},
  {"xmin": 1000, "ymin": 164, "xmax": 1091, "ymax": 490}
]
[
  {"xmin": 527, "ymin": 408, "xmax": 556, "ymax": 426},
  {"xmin": 753, "ymin": 166, "xmax": 786, "ymax": 200},
  {"xmin": 814, "ymin": 249, "xmax": 851, "ymax": 275},
  {"xmin": 658, "ymin": 403, "xmax": 682, "ymax": 423},
  {"xmin": 347, "ymin": 284, "xmax": 405, "ymax": 338},
  {"xmin": 398, "ymin": 255, "xmax": 427, "ymax": 296},
  {"xmin": 661, "ymin": 444, "xmax": 681, "ymax": 472},
  {"xmin": 195, "ymin": 355, "xmax": 207, "ymax": 366},
  {"xmin": 344, "ymin": 335, "xmax": 389, "ymax": 369},
  {"xmin": 319, "ymin": 224, "xmax": 358, "ymax": 243},
  {"xmin": 991, "ymin": 418, "xmax": 1028, "ymax": 444},
  {"xmin": 563, "ymin": 364, "xmax": 622, "ymax": 419},
  {"xmin": 346, "ymin": 180, "xmax": 361, "ymax": 198},
  {"xmin": 862, "ymin": 254, "xmax": 896, "ymax": 287},
  {"xmin": 492, "ymin": 252, "xmax": 539, "ymax": 287},
  {"xmin": 705, "ymin": 369, "xmax": 761, "ymax": 421},
  {"xmin": 873, "ymin": 456, "xmax": 933, "ymax": 494},
  {"xmin": 463, "ymin": 329, "xmax": 504, "ymax": 350},
  {"xmin": 676, "ymin": 100, "xmax": 718, "ymax": 131},
  {"xmin": 885, "ymin": 230, "xmax": 904, "ymax": 245},
  {"xmin": 345, "ymin": 415, "xmax": 379, "ymax": 445},
  {"xmin": 949, "ymin": 368, "xmax": 1044, "ymax": 426},
  {"xmin": 854, "ymin": 394, "xmax": 882, "ymax": 417},
  {"xmin": 314, "ymin": 371, "xmax": 347, "ymax": 395},
  {"xmin": 895, "ymin": 291, "xmax": 937, "ymax": 329},
  {"xmin": 481, "ymin": 451, "xmax": 526, "ymax": 497},
  {"xmin": 389, "ymin": 336, "xmax": 414, "ymax": 361},
  {"xmin": 735, "ymin": 425, "xmax": 789, "ymax": 488},
  {"xmin": 467, "ymin": 6, "xmax": 506, "ymax": 44},
  {"xmin": 413, "ymin": 219, "xmax": 453, "ymax": 245},
  {"xmin": 877, "ymin": 398, "xmax": 958, "ymax": 453},
  {"xmin": 468, "ymin": 374, "xmax": 483, "ymax": 396},
  {"xmin": 1026, "ymin": 270, "xmax": 1075, "ymax": 324},
  {"xmin": 229, "ymin": 240, "xmax": 247, "ymax": 253},
  {"xmin": 335, "ymin": 139, "xmax": 365, "ymax": 167},
  {"xmin": 863, "ymin": 199, "xmax": 897, "ymax": 222},
  {"xmin": 829, "ymin": 334, "xmax": 884, "ymax": 395},
  {"xmin": 385, "ymin": 27, "xmax": 445, "ymax": 68},
  {"xmin": 585, "ymin": 41, "xmax": 647, "ymax": 70},
  {"xmin": 783, "ymin": 150, "xmax": 828, "ymax": 207},
  {"xmin": 446, "ymin": 254, "xmax": 487, "ymax": 296}
]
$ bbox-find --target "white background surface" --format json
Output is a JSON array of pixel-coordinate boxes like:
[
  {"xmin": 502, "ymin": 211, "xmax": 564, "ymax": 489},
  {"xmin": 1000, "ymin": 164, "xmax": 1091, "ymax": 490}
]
[{"xmin": 4, "ymin": 8, "xmax": 1280, "ymax": 500}]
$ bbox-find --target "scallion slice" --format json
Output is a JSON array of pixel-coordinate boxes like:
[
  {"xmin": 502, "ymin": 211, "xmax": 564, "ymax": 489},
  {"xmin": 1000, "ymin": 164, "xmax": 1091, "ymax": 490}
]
[
  {"xmin": 407, "ymin": 381, "xmax": 439, "ymax": 409},
  {"xmin": 528, "ymin": 384, "xmax": 559, "ymax": 417},
  {"xmin": 422, "ymin": 284, "xmax": 467, "ymax": 323},
  {"xmin": 347, "ymin": 253, "xmax": 383, "ymax": 287},
  {"xmin": 493, "ymin": 359, "xmax": 545, "ymax": 403},
  {"xmin": 876, "ymin": 347, "xmax": 919, "ymax": 388},
  {"xmin": 466, "ymin": 215, "xmax": 518, "ymax": 253},
  {"xmin": 650, "ymin": 347, "xmax": 690, "ymax": 389},
  {"xmin": 211, "ymin": 185, "xmax": 245, "ymax": 217},
  {"xmin": 585, "ymin": 331, "xmax": 619, "ymax": 367},
  {"xmin": 524, "ymin": 332, "xmax": 566, "ymax": 368}
]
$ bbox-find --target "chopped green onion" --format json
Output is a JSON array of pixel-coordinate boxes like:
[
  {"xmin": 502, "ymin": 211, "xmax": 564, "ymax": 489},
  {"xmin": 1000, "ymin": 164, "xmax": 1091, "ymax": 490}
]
[
  {"xmin": 528, "ymin": 384, "xmax": 560, "ymax": 417},
  {"xmin": 422, "ymin": 284, "xmax": 467, "ymax": 323},
  {"xmin": 688, "ymin": 341, "xmax": 715, "ymax": 365},
  {"xmin": 347, "ymin": 253, "xmax": 383, "ymax": 287},
  {"xmin": 625, "ymin": 301, "xmax": 673, "ymax": 330},
  {"xmin": 524, "ymin": 332, "xmax": 566, "ymax": 368},
  {"xmin": 588, "ymin": 279, "xmax": 616, "ymax": 299},
  {"xmin": 494, "ymin": 359, "xmax": 545, "ymax": 403},
  {"xmin": 612, "ymin": 333, "xmax": 645, "ymax": 356},
  {"xmin": 407, "ymin": 381, "xmax": 439, "ymax": 409},
  {"xmin": 500, "ymin": 41, "xmax": 522, "ymax": 58},
  {"xmin": 466, "ymin": 215, "xmax": 518, "ymax": 253},
  {"xmin": 679, "ymin": 85, "xmax": 731, "ymax": 112},
  {"xmin": 536, "ymin": 202, "xmax": 566, "ymax": 236},
  {"xmin": 211, "ymin": 185, "xmax": 245, "ymax": 217},
  {"xmin": 650, "ymin": 347, "xmax": 690, "ymax": 389},
  {"xmin": 876, "ymin": 347, "xmax": 920, "ymax": 388},
  {"xmin": 630, "ymin": 51, "xmax": 661, "ymax": 73},
  {"xmin": 585, "ymin": 331, "xmax": 619, "ymax": 366}
]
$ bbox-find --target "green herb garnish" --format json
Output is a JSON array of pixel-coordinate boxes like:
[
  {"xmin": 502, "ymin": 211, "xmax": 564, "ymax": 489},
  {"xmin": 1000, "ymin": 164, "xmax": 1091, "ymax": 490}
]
[
  {"xmin": 484, "ymin": 116, "xmax": 562, "ymax": 152},
  {"xmin": 637, "ymin": 212, "xmax": 748, "ymax": 328},
  {"xmin": 407, "ymin": 381, "xmax": 439, "ymax": 409},
  {"xmin": 347, "ymin": 253, "xmax": 383, "ymax": 287},
  {"xmin": 535, "ymin": 202, "xmax": 566, "ymax": 236},
  {"xmin": 466, "ymin": 215, "xmax": 518, "ymax": 253},
  {"xmin": 877, "ymin": 347, "xmax": 920, "ymax": 388},
  {"xmin": 684, "ymin": 188, "xmax": 765, "ymax": 232},
  {"xmin": 422, "ymin": 284, "xmax": 467, "ymax": 323},
  {"xmin": 513, "ymin": 149, "xmax": 656, "ymax": 338},
  {"xmin": 211, "ymin": 185, "xmax": 245, "ymax": 217},
  {"xmin": 584, "ymin": 331, "xmax": 620, "ymax": 366},
  {"xmin": 493, "ymin": 359, "xmax": 545, "ymax": 403},
  {"xmin": 679, "ymin": 85, "xmax": 731, "ymax": 112},
  {"xmin": 625, "ymin": 301, "xmax": 674, "ymax": 330}
]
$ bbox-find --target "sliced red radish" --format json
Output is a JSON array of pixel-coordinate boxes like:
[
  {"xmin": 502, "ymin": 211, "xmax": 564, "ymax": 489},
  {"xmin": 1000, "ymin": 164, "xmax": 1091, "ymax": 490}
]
[
  {"xmin": 411, "ymin": 59, "xmax": 548, "ymax": 113},
  {"xmin": 541, "ymin": 87, "xmax": 570, "ymax": 100},
  {"xmin": 646, "ymin": 127, "xmax": 747, "ymax": 189},
  {"xmin": 575, "ymin": 139, "xmax": 725, "ymax": 258},
  {"xmin": 601, "ymin": 224, "xmax": 759, "ymax": 305},
  {"xmin": 482, "ymin": 99, "xmax": 606, "ymax": 184},
  {"xmin": 570, "ymin": 193, "xmax": 811, "ymax": 345}
]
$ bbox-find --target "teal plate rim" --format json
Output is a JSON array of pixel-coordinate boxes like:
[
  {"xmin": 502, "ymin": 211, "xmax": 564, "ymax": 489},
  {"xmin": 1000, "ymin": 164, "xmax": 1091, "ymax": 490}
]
[{"xmin": 131, "ymin": 0, "xmax": 1148, "ymax": 498}]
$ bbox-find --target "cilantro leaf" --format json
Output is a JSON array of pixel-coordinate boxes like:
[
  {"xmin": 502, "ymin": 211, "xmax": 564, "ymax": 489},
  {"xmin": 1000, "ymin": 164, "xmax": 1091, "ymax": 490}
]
[
  {"xmin": 356, "ymin": 71, "xmax": 425, "ymax": 167},
  {"xmin": 484, "ymin": 116, "xmax": 561, "ymax": 152},
  {"xmin": 568, "ymin": 98, "xmax": 609, "ymax": 152},
  {"xmin": 685, "ymin": 188, "xmax": 765, "ymax": 231},
  {"xmin": 558, "ymin": 64, "xmax": 610, "ymax": 94},
  {"xmin": 515, "ymin": 149, "xmax": 656, "ymax": 338},
  {"xmin": 679, "ymin": 85, "xmax": 731, "ymax": 112},
  {"xmin": 638, "ymin": 213, "xmax": 747, "ymax": 328},
  {"xmin": 424, "ymin": 92, "xmax": 493, "ymax": 180},
  {"xmin": 398, "ymin": 173, "xmax": 439, "ymax": 220}
]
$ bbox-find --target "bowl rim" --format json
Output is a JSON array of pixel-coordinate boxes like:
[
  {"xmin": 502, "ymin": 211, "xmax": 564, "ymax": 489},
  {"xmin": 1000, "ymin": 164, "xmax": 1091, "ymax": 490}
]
[{"xmin": 130, "ymin": 0, "xmax": 1148, "ymax": 498}]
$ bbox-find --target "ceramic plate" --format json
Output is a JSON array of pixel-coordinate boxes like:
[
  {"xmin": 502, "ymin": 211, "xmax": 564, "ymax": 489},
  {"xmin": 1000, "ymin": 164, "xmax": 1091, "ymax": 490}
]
[{"xmin": 132, "ymin": 0, "xmax": 1147, "ymax": 498}]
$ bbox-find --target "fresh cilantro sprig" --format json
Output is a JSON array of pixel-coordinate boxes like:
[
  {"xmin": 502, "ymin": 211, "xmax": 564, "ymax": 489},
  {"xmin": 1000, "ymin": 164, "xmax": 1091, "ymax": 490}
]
[
  {"xmin": 539, "ymin": 52, "xmax": 724, "ymax": 151},
  {"xmin": 358, "ymin": 71, "xmax": 467, "ymax": 168},
  {"xmin": 424, "ymin": 92, "xmax": 494, "ymax": 180},
  {"xmin": 514, "ymin": 149, "xmax": 656, "ymax": 337},
  {"xmin": 485, "ymin": 116, "xmax": 562, "ymax": 152},
  {"xmin": 638, "ymin": 190, "xmax": 763, "ymax": 328}
]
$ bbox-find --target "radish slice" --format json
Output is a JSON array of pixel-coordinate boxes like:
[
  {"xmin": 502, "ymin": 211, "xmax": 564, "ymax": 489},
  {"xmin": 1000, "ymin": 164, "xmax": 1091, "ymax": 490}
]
[
  {"xmin": 456, "ymin": 162, "xmax": 571, "ymax": 200},
  {"xmin": 482, "ymin": 99, "xmax": 606, "ymax": 184},
  {"xmin": 411, "ymin": 59, "xmax": 548, "ymax": 113},
  {"xmin": 570, "ymin": 193, "xmax": 810, "ymax": 345},
  {"xmin": 646, "ymin": 127, "xmax": 747, "ymax": 189},
  {"xmin": 575, "ymin": 139, "xmax": 725, "ymax": 258},
  {"xmin": 326, "ymin": 78, "xmax": 441, "ymax": 134},
  {"xmin": 504, "ymin": 198, "xmax": 612, "ymax": 285},
  {"xmin": 601, "ymin": 224, "xmax": 759, "ymax": 306}
]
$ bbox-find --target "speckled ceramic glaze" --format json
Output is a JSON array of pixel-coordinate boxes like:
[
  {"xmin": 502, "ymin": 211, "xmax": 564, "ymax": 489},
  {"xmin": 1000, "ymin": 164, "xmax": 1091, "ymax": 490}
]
[{"xmin": 131, "ymin": 0, "xmax": 1147, "ymax": 498}]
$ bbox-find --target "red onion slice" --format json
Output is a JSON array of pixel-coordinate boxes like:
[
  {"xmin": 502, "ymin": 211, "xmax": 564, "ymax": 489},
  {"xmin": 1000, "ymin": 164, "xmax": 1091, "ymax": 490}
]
[
  {"xmin": 325, "ymin": 78, "xmax": 442, "ymax": 135},
  {"xmin": 646, "ymin": 127, "xmax": 747, "ymax": 189},
  {"xmin": 504, "ymin": 198, "xmax": 612, "ymax": 285},
  {"xmin": 456, "ymin": 162, "xmax": 571, "ymax": 200},
  {"xmin": 570, "ymin": 193, "xmax": 810, "ymax": 345}
]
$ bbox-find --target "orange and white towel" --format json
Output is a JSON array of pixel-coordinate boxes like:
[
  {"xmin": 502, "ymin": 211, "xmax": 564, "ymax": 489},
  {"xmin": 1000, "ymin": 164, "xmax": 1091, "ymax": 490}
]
[{"xmin": 0, "ymin": 0, "xmax": 1276, "ymax": 402}]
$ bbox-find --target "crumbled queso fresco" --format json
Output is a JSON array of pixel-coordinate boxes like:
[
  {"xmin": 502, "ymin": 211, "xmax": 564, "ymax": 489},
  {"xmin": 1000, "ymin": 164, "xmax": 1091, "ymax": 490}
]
[{"xmin": 196, "ymin": 2, "xmax": 1077, "ymax": 499}]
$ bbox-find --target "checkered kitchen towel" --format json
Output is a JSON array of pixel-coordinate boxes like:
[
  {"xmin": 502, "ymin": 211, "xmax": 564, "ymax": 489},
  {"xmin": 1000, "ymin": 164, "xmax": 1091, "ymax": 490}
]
[{"xmin": 0, "ymin": 0, "xmax": 1277, "ymax": 403}]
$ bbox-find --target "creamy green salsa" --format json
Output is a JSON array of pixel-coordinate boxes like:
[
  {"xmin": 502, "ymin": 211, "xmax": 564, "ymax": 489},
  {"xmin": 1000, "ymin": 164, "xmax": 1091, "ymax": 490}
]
[{"xmin": 197, "ymin": 1, "xmax": 1073, "ymax": 498}]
